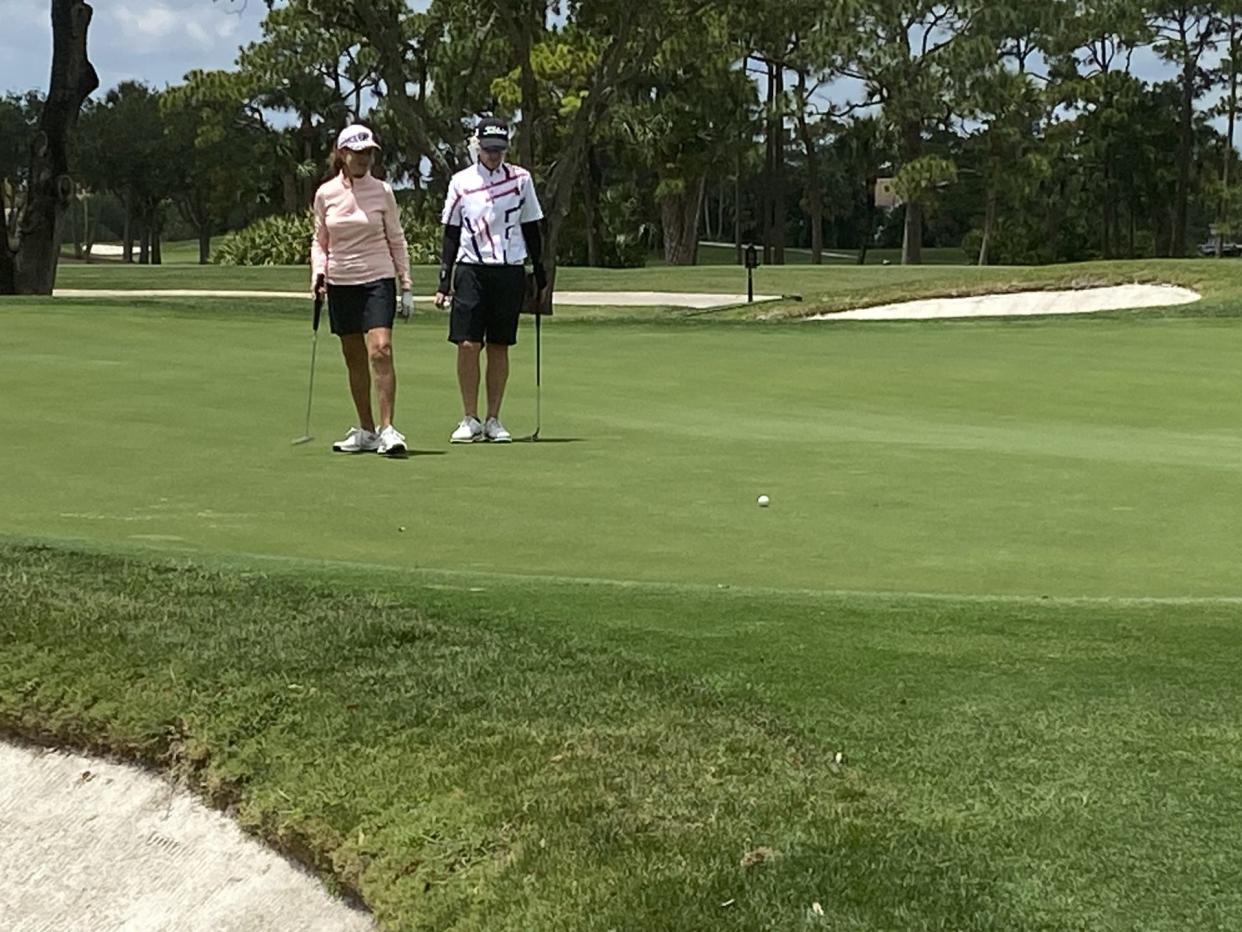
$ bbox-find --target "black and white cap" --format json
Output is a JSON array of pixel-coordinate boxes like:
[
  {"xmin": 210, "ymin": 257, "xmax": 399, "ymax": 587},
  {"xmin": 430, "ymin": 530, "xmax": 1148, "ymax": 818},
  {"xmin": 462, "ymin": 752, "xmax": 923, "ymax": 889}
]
[{"xmin": 476, "ymin": 117, "xmax": 510, "ymax": 151}]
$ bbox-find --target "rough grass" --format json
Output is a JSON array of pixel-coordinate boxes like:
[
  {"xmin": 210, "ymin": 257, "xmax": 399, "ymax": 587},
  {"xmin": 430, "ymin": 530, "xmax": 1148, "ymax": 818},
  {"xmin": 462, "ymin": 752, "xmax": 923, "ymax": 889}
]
[{"xmin": 1, "ymin": 544, "xmax": 1052, "ymax": 932}]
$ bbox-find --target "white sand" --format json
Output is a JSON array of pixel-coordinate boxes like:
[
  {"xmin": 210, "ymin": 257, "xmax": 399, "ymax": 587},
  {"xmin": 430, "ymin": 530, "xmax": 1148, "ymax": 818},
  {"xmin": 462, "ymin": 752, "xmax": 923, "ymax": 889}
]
[
  {"xmin": 0, "ymin": 741, "xmax": 375, "ymax": 932},
  {"xmin": 806, "ymin": 284, "xmax": 1201, "ymax": 321},
  {"xmin": 52, "ymin": 288, "xmax": 780, "ymax": 308}
]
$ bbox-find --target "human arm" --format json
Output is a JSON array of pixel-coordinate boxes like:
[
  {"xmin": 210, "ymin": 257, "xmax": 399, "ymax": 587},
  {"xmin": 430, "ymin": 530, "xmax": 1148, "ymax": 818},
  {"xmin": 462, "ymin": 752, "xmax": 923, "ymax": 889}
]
[
  {"xmin": 381, "ymin": 183, "xmax": 412, "ymax": 293},
  {"xmin": 310, "ymin": 190, "xmax": 328, "ymax": 296}
]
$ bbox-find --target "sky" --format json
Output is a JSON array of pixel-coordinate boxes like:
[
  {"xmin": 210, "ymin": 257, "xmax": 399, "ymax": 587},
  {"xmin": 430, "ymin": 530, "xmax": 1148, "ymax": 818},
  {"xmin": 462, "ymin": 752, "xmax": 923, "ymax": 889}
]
[{"xmin": 0, "ymin": 0, "xmax": 266, "ymax": 95}]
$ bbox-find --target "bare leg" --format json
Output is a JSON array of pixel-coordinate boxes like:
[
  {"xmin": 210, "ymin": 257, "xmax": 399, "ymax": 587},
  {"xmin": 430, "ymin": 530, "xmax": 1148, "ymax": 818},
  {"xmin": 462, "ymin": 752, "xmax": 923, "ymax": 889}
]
[
  {"xmin": 340, "ymin": 334, "xmax": 374, "ymax": 431},
  {"xmin": 367, "ymin": 328, "xmax": 395, "ymax": 429},
  {"xmin": 485, "ymin": 343, "xmax": 509, "ymax": 420},
  {"xmin": 456, "ymin": 341, "xmax": 482, "ymax": 417}
]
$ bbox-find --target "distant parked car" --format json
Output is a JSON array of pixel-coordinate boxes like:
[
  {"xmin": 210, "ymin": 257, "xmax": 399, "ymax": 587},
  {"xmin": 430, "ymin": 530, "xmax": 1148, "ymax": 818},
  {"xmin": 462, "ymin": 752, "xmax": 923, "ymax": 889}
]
[{"xmin": 1198, "ymin": 235, "xmax": 1242, "ymax": 257}]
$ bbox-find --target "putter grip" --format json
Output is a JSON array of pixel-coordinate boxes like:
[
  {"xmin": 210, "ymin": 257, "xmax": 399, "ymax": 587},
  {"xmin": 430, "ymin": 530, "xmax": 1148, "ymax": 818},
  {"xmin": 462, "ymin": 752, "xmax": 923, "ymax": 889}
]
[{"xmin": 313, "ymin": 275, "xmax": 325, "ymax": 331}]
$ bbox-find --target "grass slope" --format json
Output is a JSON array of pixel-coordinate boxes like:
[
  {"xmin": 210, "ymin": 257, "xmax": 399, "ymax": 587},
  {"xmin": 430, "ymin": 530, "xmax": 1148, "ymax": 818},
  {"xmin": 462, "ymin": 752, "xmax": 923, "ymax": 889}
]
[{"xmin": 3, "ymin": 546, "xmax": 1240, "ymax": 930}]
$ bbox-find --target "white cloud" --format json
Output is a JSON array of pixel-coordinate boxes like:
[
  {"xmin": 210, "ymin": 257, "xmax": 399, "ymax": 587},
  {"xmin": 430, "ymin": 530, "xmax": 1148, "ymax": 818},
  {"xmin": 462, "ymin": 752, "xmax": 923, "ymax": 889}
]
[
  {"xmin": 113, "ymin": 3, "xmax": 179, "ymax": 41},
  {"xmin": 185, "ymin": 20, "xmax": 213, "ymax": 49},
  {"xmin": 0, "ymin": 0, "xmax": 265, "ymax": 93}
]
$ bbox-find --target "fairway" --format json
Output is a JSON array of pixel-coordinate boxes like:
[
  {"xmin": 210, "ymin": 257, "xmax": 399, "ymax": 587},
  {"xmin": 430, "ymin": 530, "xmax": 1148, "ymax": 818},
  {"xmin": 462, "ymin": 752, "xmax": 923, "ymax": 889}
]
[
  {"xmin": 4, "ymin": 269, "xmax": 1242, "ymax": 930},
  {"xmin": 3, "ymin": 300, "xmax": 1241, "ymax": 597}
]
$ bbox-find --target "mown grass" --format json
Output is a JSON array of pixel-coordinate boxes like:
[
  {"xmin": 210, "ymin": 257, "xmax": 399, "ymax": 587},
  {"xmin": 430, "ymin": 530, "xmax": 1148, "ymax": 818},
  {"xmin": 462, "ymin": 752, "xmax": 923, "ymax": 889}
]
[
  {"xmin": 0, "ymin": 545, "xmax": 1029, "ymax": 931},
  {"xmin": 4, "ymin": 544, "xmax": 1242, "ymax": 930},
  {"xmin": 4, "ymin": 257, "xmax": 1242, "ymax": 929}
]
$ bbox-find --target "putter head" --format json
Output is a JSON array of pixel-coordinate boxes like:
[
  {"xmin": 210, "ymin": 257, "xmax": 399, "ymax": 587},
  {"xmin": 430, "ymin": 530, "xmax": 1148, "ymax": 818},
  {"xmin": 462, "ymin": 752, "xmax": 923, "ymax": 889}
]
[{"xmin": 291, "ymin": 435, "xmax": 314, "ymax": 446}]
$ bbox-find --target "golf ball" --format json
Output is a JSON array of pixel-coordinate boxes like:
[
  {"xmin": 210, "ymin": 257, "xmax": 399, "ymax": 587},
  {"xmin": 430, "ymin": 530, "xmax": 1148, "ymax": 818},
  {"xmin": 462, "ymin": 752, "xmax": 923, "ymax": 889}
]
[
  {"xmin": 757, "ymin": 495, "xmax": 770, "ymax": 508},
  {"xmin": 398, "ymin": 526, "xmax": 406, "ymax": 533}
]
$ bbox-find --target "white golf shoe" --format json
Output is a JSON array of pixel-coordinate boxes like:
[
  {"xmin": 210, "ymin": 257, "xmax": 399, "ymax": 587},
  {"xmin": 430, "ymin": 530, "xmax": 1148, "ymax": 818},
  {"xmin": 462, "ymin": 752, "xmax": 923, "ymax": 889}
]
[
  {"xmin": 484, "ymin": 417, "xmax": 511, "ymax": 443},
  {"xmin": 451, "ymin": 415, "xmax": 483, "ymax": 443},
  {"xmin": 332, "ymin": 426, "xmax": 380, "ymax": 453},
  {"xmin": 377, "ymin": 425, "xmax": 407, "ymax": 456}
]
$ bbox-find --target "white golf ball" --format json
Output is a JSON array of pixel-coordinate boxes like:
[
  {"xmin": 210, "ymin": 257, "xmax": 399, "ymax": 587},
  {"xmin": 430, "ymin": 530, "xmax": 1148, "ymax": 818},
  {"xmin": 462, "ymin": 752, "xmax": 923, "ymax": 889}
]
[{"xmin": 757, "ymin": 495, "xmax": 770, "ymax": 508}]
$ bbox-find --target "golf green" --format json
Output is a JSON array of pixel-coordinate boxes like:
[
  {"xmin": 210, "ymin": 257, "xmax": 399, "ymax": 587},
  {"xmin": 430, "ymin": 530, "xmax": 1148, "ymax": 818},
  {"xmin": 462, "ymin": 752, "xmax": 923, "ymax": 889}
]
[{"xmin": 3, "ymin": 302, "xmax": 1240, "ymax": 598}]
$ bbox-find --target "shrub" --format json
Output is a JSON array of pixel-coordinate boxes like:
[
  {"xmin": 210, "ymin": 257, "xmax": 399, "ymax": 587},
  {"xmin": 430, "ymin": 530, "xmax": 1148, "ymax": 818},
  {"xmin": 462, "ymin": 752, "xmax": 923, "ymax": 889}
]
[
  {"xmin": 213, "ymin": 212, "xmax": 312, "ymax": 266},
  {"xmin": 213, "ymin": 204, "xmax": 441, "ymax": 267}
]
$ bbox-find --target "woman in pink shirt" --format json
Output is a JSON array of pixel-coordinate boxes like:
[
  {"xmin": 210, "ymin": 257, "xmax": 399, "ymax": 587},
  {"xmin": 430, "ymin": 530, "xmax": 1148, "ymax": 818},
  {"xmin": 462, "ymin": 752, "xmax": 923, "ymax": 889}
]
[{"xmin": 311, "ymin": 124, "xmax": 413, "ymax": 456}]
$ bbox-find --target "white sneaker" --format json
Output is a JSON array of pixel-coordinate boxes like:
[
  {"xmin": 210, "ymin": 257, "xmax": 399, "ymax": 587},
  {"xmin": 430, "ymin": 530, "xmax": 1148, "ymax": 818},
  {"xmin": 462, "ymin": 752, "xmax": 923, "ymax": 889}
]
[
  {"xmin": 451, "ymin": 416, "xmax": 483, "ymax": 443},
  {"xmin": 377, "ymin": 425, "xmax": 407, "ymax": 456},
  {"xmin": 484, "ymin": 417, "xmax": 511, "ymax": 443},
  {"xmin": 332, "ymin": 426, "xmax": 380, "ymax": 453}
]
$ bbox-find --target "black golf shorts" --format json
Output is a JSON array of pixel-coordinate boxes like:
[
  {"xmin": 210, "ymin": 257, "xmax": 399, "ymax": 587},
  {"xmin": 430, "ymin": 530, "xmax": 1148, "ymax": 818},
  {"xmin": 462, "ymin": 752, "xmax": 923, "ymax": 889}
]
[
  {"xmin": 328, "ymin": 277, "xmax": 396, "ymax": 336},
  {"xmin": 449, "ymin": 264, "xmax": 525, "ymax": 346}
]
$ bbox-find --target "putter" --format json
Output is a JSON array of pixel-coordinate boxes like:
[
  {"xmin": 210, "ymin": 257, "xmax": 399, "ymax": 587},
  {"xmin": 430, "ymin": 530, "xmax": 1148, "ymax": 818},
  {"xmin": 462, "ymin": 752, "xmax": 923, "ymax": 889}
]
[
  {"xmin": 532, "ymin": 310, "xmax": 542, "ymax": 440},
  {"xmin": 292, "ymin": 276, "xmax": 324, "ymax": 445},
  {"xmin": 519, "ymin": 272, "xmax": 547, "ymax": 442}
]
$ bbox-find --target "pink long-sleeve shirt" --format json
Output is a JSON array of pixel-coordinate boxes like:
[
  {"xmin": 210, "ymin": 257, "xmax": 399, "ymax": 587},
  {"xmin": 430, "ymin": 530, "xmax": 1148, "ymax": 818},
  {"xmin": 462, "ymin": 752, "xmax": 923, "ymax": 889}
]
[{"xmin": 311, "ymin": 172, "xmax": 411, "ymax": 290}]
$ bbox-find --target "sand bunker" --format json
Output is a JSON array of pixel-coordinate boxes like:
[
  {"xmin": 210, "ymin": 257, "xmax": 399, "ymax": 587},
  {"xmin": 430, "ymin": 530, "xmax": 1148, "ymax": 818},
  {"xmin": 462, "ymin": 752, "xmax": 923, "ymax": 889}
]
[
  {"xmin": 0, "ymin": 741, "xmax": 374, "ymax": 932},
  {"xmin": 807, "ymin": 284, "xmax": 1201, "ymax": 321},
  {"xmin": 52, "ymin": 288, "xmax": 780, "ymax": 309}
]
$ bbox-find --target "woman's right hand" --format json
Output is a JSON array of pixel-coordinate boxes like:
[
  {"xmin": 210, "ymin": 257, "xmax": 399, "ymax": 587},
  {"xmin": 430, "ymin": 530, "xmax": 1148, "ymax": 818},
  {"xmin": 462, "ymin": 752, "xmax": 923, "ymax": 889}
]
[
  {"xmin": 313, "ymin": 275, "xmax": 326, "ymax": 300},
  {"xmin": 434, "ymin": 291, "xmax": 449, "ymax": 309}
]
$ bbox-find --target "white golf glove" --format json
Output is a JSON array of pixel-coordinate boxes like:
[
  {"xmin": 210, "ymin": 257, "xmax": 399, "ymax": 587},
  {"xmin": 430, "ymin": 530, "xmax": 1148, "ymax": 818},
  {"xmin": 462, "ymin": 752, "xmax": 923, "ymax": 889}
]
[{"xmin": 398, "ymin": 290, "xmax": 413, "ymax": 319}]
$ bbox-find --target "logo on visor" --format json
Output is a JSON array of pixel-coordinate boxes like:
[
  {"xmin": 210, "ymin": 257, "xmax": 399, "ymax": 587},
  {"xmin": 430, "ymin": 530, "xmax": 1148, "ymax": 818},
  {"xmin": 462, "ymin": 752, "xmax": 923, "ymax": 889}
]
[{"xmin": 341, "ymin": 131, "xmax": 371, "ymax": 146}]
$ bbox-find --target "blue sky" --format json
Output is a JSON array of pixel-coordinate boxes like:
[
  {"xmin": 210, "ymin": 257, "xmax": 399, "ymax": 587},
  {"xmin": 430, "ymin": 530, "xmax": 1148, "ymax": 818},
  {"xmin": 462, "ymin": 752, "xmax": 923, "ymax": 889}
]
[{"xmin": 0, "ymin": 0, "xmax": 266, "ymax": 94}]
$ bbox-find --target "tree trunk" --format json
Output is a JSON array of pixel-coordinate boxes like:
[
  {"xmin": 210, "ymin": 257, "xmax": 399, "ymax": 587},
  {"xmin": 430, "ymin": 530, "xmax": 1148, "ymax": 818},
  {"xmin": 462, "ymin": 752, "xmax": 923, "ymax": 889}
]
[
  {"xmin": 1227, "ymin": 20, "xmax": 1238, "ymax": 195},
  {"xmin": 1221, "ymin": 18, "xmax": 1239, "ymax": 257},
  {"xmin": 734, "ymin": 154, "xmax": 743, "ymax": 265},
  {"xmin": 0, "ymin": 182, "xmax": 10, "ymax": 292},
  {"xmin": 84, "ymin": 197, "xmax": 97, "ymax": 261},
  {"xmin": 123, "ymin": 195, "xmax": 133, "ymax": 262},
  {"xmin": 902, "ymin": 202, "xmax": 924, "ymax": 265},
  {"xmin": 72, "ymin": 197, "xmax": 83, "ymax": 259},
  {"xmin": 900, "ymin": 121, "xmax": 923, "ymax": 265},
  {"xmin": 795, "ymin": 70, "xmax": 823, "ymax": 264},
  {"xmin": 762, "ymin": 61, "xmax": 774, "ymax": 264},
  {"xmin": 199, "ymin": 225, "xmax": 211, "ymax": 264},
  {"xmin": 349, "ymin": 0, "xmax": 457, "ymax": 181},
  {"xmin": 1172, "ymin": 55, "xmax": 1194, "ymax": 258},
  {"xmin": 540, "ymin": 9, "xmax": 640, "ymax": 301},
  {"xmin": 582, "ymin": 148, "xmax": 600, "ymax": 267},
  {"xmin": 661, "ymin": 175, "xmax": 705, "ymax": 265},
  {"xmin": 298, "ymin": 114, "xmax": 316, "ymax": 206},
  {"xmin": 978, "ymin": 184, "xmax": 997, "ymax": 266},
  {"xmin": 0, "ymin": 0, "xmax": 98, "ymax": 294},
  {"xmin": 770, "ymin": 64, "xmax": 786, "ymax": 265},
  {"xmin": 717, "ymin": 185, "xmax": 724, "ymax": 244},
  {"xmin": 1102, "ymin": 157, "xmax": 1113, "ymax": 259},
  {"xmin": 516, "ymin": 26, "xmax": 539, "ymax": 169}
]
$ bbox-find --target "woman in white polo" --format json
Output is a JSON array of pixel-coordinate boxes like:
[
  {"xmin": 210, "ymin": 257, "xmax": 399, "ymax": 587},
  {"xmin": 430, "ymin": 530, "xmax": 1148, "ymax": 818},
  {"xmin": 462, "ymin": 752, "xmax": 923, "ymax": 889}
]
[{"xmin": 434, "ymin": 117, "xmax": 547, "ymax": 443}]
